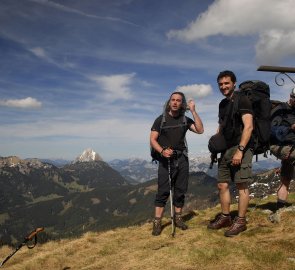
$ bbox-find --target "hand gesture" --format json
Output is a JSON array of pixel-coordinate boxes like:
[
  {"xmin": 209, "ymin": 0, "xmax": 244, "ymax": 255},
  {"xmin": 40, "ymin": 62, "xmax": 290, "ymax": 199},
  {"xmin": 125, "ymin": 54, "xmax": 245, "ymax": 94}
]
[{"xmin": 187, "ymin": 99, "xmax": 196, "ymax": 112}]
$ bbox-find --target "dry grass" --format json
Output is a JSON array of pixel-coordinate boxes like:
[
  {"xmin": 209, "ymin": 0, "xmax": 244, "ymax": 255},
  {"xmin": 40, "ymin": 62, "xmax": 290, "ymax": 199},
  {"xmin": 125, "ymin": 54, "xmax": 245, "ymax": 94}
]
[{"xmin": 0, "ymin": 194, "xmax": 294, "ymax": 270}]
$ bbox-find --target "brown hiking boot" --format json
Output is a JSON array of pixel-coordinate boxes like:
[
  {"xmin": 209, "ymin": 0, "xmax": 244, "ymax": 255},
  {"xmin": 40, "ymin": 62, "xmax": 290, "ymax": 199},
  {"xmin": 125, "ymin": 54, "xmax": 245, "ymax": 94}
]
[
  {"xmin": 174, "ymin": 213, "xmax": 188, "ymax": 230},
  {"xmin": 224, "ymin": 216, "xmax": 247, "ymax": 237},
  {"xmin": 207, "ymin": 213, "xmax": 232, "ymax": 230},
  {"xmin": 152, "ymin": 218, "xmax": 162, "ymax": 236}
]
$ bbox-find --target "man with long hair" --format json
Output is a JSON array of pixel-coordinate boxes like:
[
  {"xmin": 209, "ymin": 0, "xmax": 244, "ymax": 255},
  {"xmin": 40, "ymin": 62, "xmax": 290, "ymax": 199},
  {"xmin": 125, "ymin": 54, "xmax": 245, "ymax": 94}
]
[{"xmin": 150, "ymin": 91, "xmax": 204, "ymax": 236}]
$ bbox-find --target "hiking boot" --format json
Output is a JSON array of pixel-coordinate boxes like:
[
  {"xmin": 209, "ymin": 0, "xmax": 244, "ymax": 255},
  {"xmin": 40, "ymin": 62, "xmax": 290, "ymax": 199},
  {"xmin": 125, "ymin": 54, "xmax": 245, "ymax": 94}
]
[
  {"xmin": 207, "ymin": 213, "xmax": 232, "ymax": 230},
  {"xmin": 152, "ymin": 218, "xmax": 162, "ymax": 236},
  {"xmin": 174, "ymin": 213, "xmax": 188, "ymax": 230},
  {"xmin": 224, "ymin": 216, "xmax": 247, "ymax": 237}
]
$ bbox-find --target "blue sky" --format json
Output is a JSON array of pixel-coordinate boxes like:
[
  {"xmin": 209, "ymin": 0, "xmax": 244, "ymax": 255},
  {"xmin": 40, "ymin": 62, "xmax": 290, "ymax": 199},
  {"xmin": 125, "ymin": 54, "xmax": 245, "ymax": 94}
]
[{"xmin": 1, "ymin": 0, "xmax": 295, "ymax": 161}]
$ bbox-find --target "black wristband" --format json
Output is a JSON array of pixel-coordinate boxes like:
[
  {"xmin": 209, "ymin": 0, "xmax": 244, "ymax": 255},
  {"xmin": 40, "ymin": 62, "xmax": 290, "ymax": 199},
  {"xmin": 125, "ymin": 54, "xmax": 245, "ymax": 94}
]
[{"xmin": 238, "ymin": 145, "xmax": 245, "ymax": 152}]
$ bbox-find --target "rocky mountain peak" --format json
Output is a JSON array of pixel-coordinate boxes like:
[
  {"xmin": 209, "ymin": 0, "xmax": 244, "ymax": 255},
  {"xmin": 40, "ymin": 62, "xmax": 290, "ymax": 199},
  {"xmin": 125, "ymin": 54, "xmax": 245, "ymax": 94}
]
[
  {"xmin": 0, "ymin": 156, "xmax": 22, "ymax": 167},
  {"xmin": 0, "ymin": 156, "xmax": 49, "ymax": 168},
  {"xmin": 74, "ymin": 148, "xmax": 103, "ymax": 163},
  {"xmin": 0, "ymin": 156, "xmax": 52, "ymax": 175}
]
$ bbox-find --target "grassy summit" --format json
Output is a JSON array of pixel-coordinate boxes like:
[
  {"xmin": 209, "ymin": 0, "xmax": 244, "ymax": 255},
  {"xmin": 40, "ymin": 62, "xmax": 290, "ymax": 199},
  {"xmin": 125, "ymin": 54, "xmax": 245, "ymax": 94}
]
[{"xmin": 0, "ymin": 193, "xmax": 294, "ymax": 270}]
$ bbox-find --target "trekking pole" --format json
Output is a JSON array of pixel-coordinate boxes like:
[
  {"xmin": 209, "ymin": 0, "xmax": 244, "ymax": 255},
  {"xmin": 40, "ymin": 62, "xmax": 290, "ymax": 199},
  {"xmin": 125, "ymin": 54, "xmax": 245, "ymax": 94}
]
[
  {"xmin": 0, "ymin": 227, "xmax": 44, "ymax": 267},
  {"xmin": 168, "ymin": 158, "xmax": 175, "ymax": 237}
]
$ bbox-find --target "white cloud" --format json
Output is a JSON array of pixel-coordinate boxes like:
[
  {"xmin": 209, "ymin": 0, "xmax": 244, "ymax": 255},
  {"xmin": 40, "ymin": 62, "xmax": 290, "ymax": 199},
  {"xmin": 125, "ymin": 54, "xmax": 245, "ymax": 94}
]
[
  {"xmin": 0, "ymin": 118, "xmax": 151, "ymax": 160},
  {"xmin": 167, "ymin": 0, "xmax": 295, "ymax": 63},
  {"xmin": 0, "ymin": 97, "xmax": 42, "ymax": 109},
  {"xmin": 175, "ymin": 84, "xmax": 213, "ymax": 99},
  {"xmin": 28, "ymin": 0, "xmax": 138, "ymax": 26},
  {"xmin": 0, "ymin": 118, "xmax": 150, "ymax": 141},
  {"xmin": 29, "ymin": 46, "xmax": 76, "ymax": 68},
  {"xmin": 256, "ymin": 30, "xmax": 295, "ymax": 64},
  {"xmin": 30, "ymin": 47, "xmax": 48, "ymax": 59},
  {"xmin": 91, "ymin": 73, "xmax": 135, "ymax": 101}
]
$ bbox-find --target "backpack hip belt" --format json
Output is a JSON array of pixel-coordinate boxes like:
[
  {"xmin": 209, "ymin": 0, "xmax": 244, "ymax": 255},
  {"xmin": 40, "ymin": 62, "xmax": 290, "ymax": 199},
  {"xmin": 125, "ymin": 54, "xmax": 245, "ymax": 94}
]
[
  {"xmin": 169, "ymin": 149, "xmax": 188, "ymax": 168},
  {"xmin": 171, "ymin": 149, "xmax": 188, "ymax": 159}
]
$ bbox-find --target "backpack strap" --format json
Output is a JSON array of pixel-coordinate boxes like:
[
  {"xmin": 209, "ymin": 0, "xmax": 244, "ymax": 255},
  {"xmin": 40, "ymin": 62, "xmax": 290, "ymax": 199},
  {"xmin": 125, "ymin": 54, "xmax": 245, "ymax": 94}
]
[
  {"xmin": 183, "ymin": 115, "xmax": 188, "ymax": 156},
  {"xmin": 231, "ymin": 92, "xmax": 240, "ymax": 125},
  {"xmin": 220, "ymin": 93, "xmax": 238, "ymax": 131},
  {"xmin": 159, "ymin": 113, "xmax": 166, "ymax": 135},
  {"xmin": 158, "ymin": 100, "xmax": 169, "ymax": 135}
]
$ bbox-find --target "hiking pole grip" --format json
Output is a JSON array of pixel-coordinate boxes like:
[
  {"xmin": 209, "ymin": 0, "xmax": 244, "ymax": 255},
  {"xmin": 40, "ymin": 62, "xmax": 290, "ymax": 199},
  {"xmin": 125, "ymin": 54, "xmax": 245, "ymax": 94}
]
[
  {"xmin": 25, "ymin": 227, "xmax": 44, "ymax": 249},
  {"xmin": 0, "ymin": 227, "xmax": 44, "ymax": 267},
  {"xmin": 25, "ymin": 227, "xmax": 44, "ymax": 242}
]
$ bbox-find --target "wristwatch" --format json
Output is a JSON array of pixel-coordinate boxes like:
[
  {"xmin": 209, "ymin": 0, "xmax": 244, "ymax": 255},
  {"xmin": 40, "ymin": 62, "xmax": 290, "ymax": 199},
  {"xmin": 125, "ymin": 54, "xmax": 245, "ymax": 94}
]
[{"xmin": 238, "ymin": 145, "xmax": 245, "ymax": 152}]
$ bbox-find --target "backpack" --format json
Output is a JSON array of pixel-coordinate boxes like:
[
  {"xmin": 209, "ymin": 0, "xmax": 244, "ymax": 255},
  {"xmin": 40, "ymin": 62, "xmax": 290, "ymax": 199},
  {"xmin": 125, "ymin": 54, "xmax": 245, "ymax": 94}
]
[
  {"xmin": 269, "ymin": 100, "xmax": 295, "ymax": 162},
  {"xmin": 150, "ymin": 101, "xmax": 188, "ymax": 162},
  {"xmin": 270, "ymin": 144, "xmax": 295, "ymax": 163},
  {"xmin": 233, "ymin": 80, "xmax": 271, "ymax": 158},
  {"xmin": 270, "ymin": 100, "xmax": 295, "ymax": 145}
]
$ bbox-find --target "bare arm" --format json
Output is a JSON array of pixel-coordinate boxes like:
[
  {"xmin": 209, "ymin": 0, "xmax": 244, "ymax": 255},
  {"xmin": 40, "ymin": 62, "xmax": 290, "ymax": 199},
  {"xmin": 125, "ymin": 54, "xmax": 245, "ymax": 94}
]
[
  {"xmin": 231, "ymin": 113, "xmax": 253, "ymax": 166},
  {"xmin": 187, "ymin": 99, "xmax": 204, "ymax": 134},
  {"xmin": 239, "ymin": 113, "xmax": 253, "ymax": 148},
  {"xmin": 150, "ymin": 130, "xmax": 173, "ymax": 158}
]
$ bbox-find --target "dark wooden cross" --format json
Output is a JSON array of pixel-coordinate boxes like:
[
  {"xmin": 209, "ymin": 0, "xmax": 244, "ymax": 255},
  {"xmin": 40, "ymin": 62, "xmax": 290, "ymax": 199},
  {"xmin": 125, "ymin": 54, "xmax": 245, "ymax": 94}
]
[{"xmin": 257, "ymin": 65, "xmax": 295, "ymax": 86}]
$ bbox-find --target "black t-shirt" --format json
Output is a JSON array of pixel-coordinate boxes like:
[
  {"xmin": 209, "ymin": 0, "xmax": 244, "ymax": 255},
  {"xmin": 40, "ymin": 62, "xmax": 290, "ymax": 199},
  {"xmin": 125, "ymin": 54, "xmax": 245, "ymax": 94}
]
[
  {"xmin": 151, "ymin": 113, "xmax": 194, "ymax": 151},
  {"xmin": 218, "ymin": 92, "xmax": 253, "ymax": 146}
]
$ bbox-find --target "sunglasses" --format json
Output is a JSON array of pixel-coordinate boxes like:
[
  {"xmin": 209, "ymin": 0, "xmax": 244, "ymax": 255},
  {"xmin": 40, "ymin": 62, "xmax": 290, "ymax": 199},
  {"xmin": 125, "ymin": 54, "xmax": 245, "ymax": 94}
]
[{"xmin": 290, "ymin": 95, "xmax": 295, "ymax": 99}]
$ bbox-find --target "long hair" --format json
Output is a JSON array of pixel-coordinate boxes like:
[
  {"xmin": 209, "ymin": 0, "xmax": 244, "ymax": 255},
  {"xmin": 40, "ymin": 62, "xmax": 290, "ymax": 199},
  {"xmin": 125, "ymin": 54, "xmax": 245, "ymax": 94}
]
[{"xmin": 165, "ymin": 91, "xmax": 187, "ymax": 115}]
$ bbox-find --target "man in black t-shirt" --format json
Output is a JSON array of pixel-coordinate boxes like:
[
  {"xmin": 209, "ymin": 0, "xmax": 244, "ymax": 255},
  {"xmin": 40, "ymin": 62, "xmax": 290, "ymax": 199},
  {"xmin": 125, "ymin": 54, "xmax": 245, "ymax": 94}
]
[
  {"xmin": 150, "ymin": 91, "xmax": 204, "ymax": 236},
  {"xmin": 207, "ymin": 70, "xmax": 254, "ymax": 237}
]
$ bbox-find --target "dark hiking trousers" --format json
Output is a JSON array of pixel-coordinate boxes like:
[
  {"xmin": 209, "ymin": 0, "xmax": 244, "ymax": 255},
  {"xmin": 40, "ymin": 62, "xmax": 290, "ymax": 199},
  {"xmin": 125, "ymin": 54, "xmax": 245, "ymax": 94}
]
[{"xmin": 154, "ymin": 154, "xmax": 189, "ymax": 208}]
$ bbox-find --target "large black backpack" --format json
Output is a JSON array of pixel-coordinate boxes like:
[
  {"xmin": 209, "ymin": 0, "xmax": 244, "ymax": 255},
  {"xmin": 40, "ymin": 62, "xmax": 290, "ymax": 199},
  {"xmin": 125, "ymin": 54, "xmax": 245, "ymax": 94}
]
[{"xmin": 234, "ymin": 80, "xmax": 271, "ymax": 158}]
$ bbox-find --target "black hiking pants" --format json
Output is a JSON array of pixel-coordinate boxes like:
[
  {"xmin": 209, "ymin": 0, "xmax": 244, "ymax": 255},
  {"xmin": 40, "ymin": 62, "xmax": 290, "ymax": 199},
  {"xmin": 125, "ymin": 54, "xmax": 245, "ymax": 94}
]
[{"xmin": 154, "ymin": 154, "xmax": 189, "ymax": 208}]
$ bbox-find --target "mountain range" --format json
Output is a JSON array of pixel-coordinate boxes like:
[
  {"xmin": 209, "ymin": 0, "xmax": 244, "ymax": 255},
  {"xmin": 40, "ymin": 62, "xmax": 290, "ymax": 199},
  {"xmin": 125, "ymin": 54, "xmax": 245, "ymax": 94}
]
[
  {"xmin": 40, "ymin": 148, "xmax": 281, "ymax": 184},
  {"xmin": 0, "ymin": 150, "xmax": 218, "ymax": 246},
  {"xmin": 108, "ymin": 155, "xmax": 281, "ymax": 184},
  {"xmin": 0, "ymin": 149, "xmax": 289, "ymax": 246}
]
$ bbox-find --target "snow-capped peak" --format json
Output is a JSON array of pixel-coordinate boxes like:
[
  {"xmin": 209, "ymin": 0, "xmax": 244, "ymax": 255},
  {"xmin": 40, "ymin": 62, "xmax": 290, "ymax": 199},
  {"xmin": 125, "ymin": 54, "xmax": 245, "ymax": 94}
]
[{"xmin": 74, "ymin": 148, "xmax": 103, "ymax": 163}]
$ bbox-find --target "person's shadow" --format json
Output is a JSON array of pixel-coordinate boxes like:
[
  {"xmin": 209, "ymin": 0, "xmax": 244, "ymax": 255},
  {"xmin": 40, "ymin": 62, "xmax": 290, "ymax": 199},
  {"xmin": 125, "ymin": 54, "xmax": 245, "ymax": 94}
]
[
  {"xmin": 249, "ymin": 202, "xmax": 277, "ymax": 212},
  {"xmin": 249, "ymin": 201, "xmax": 292, "ymax": 212}
]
